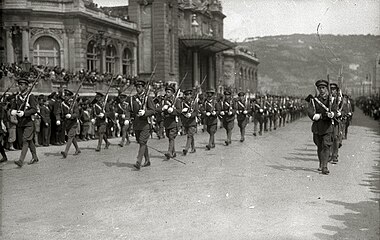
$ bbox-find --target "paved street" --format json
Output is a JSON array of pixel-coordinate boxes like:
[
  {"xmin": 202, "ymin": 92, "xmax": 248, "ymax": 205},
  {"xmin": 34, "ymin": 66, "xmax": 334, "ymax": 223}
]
[{"xmin": 0, "ymin": 110, "xmax": 379, "ymax": 240}]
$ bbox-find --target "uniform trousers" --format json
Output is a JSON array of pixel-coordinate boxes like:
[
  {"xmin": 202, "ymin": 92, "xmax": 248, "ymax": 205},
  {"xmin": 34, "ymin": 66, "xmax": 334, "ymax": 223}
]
[
  {"xmin": 206, "ymin": 124, "xmax": 217, "ymax": 148},
  {"xmin": 313, "ymin": 133, "xmax": 333, "ymax": 170},
  {"xmin": 184, "ymin": 126, "xmax": 196, "ymax": 151},
  {"xmin": 165, "ymin": 127, "xmax": 178, "ymax": 156},
  {"xmin": 63, "ymin": 125, "xmax": 80, "ymax": 154},
  {"xmin": 238, "ymin": 117, "xmax": 248, "ymax": 140},
  {"xmin": 135, "ymin": 129, "xmax": 150, "ymax": 165},
  {"xmin": 222, "ymin": 120, "xmax": 234, "ymax": 143},
  {"xmin": 97, "ymin": 124, "xmax": 109, "ymax": 150},
  {"xmin": 19, "ymin": 125, "xmax": 38, "ymax": 163}
]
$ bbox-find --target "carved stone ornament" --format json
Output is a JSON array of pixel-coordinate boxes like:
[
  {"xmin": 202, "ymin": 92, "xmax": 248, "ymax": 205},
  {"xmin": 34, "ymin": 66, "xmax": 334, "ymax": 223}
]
[{"xmin": 30, "ymin": 28, "xmax": 64, "ymax": 39}]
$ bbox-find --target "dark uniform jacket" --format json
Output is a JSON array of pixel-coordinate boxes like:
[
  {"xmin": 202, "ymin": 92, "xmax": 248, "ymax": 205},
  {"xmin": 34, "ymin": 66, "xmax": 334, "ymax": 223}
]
[
  {"xmin": 202, "ymin": 98, "xmax": 220, "ymax": 126},
  {"xmin": 12, "ymin": 92, "xmax": 37, "ymax": 127},
  {"xmin": 160, "ymin": 96, "xmax": 182, "ymax": 129},
  {"xmin": 61, "ymin": 100, "xmax": 79, "ymax": 129},
  {"xmin": 181, "ymin": 99, "xmax": 199, "ymax": 127},
  {"xmin": 116, "ymin": 101, "xmax": 131, "ymax": 124},
  {"xmin": 130, "ymin": 93, "xmax": 156, "ymax": 131},
  {"xmin": 307, "ymin": 95, "xmax": 337, "ymax": 135},
  {"xmin": 93, "ymin": 102, "xmax": 107, "ymax": 126},
  {"xmin": 40, "ymin": 104, "xmax": 51, "ymax": 125},
  {"xmin": 235, "ymin": 99, "xmax": 251, "ymax": 122},
  {"xmin": 218, "ymin": 99, "xmax": 236, "ymax": 122}
]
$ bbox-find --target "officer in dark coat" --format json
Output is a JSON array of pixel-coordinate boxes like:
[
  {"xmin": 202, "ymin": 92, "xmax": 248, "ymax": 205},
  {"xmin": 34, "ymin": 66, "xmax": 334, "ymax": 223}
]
[
  {"xmin": 236, "ymin": 92, "xmax": 251, "ymax": 142},
  {"xmin": 60, "ymin": 89, "xmax": 81, "ymax": 158},
  {"xmin": 307, "ymin": 79, "xmax": 337, "ymax": 175},
  {"xmin": 160, "ymin": 85, "xmax": 182, "ymax": 159},
  {"xmin": 116, "ymin": 93, "xmax": 131, "ymax": 147},
  {"xmin": 251, "ymin": 97, "xmax": 264, "ymax": 136},
  {"xmin": 39, "ymin": 96, "xmax": 51, "ymax": 146},
  {"xmin": 181, "ymin": 89, "xmax": 198, "ymax": 155},
  {"xmin": 48, "ymin": 92, "xmax": 62, "ymax": 145},
  {"xmin": 130, "ymin": 80, "xmax": 156, "ymax": 170},
  {"xmin": 11, "ymin": 78, "xmax": 39, "ymax": 167},
  {"xmin": 201, "ymin": 88, "xmax": 220, "ymax": 150}
]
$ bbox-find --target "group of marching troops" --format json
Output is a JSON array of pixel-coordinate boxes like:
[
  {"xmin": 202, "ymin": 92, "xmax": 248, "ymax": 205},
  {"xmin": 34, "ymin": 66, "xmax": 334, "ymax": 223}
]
[
  {"xmin": 0, "ymin": 74, "xmax": 310, "ymax": 170},
  {"xmin": 306, "ymin": 79, "xmax": 354, "ymax": 175},
  {"xmin": 356, "ymin": 95, "xmax": 380, "ymax": 121}
]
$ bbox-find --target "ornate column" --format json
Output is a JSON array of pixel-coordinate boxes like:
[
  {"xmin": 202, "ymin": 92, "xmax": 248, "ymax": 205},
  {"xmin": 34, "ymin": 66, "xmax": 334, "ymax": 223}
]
[
  {"xmin": 21, "ymin": 27, "xmax": 30, "ymax": 61},
  {"xmin": 193, "ymin": 50, "xmax": 199, "ymax": 87},
  {"xmin": 208, "ymin": 55, "xmax": 214, "ymax": 90},
  {"xmin": 117, "ymin": 41, "xmax": 123, "ymax": 74},
  {"xmin": 133, "ymin": 44, "xmax": 137, "ymax": 76},
  {"xmin": 101, "ymin": 39, "xmax": 106, "ymax": 73},
  {"xmin": 5, "ymin": 27, "xmax": 14, "ymax": 64}
]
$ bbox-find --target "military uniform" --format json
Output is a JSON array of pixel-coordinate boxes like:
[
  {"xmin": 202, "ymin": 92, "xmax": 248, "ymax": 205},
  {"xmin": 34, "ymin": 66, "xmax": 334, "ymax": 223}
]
[
  {"xmin": 235, "ymin": 92, "xmax": 250, "ymax": 142},
  {"xmin": 11, "ymin": 78, "xmax": 39, "ymax": 167},
  {"xmin": 307, "ymin": 79, "xmax": 337, "ymax": 175},
  {"xmin": 60, "ymin": 89, "xmax": 81, "ymax": 158},
  {"xmin": 218, "ymin": 91, "xmax": 236, "ymax": 145},
  {"xmin": 39, "ymin": 98, "xmax": 51, "ymax": 146},
  {"xmin": 180, "ymin": 89, "xmax": 198, "ymax": 155},
  {"xmin": 116, "ymin": 94, "xmax": 131, "ymax": 147},
  {"xmin": 92, "ymin": 92, "xmax": 110, "ymax": 151},
  {"xmin": 160, "ymin": 85, "xmax": 182, "ymax": 159},
  {"xmin": 201, "ymin": 89, "xmax": 220, "ymax": 150},
  {"xmin": 130, "ymin": 80, "xmax": 156, "ymax": 169},
  {"xmin": 251, "ymin": 98, "xmax": 264, "ymax": 136},
  {"xmin": 0, "ymin": 102, "xmax": 8, "ymax": 163}
]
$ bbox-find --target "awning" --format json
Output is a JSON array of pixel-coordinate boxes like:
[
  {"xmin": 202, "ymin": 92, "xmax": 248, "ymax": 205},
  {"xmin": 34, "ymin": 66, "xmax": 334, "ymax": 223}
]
[{"xmin": 179, "ymin": 35, "xmax": 235, "ymax": 53}]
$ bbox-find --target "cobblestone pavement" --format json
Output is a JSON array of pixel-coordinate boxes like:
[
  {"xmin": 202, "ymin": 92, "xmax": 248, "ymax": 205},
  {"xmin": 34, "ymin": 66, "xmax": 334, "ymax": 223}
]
[{"xmin": 1, "ymin": 110, "xmax": 379, "ymax": 240}]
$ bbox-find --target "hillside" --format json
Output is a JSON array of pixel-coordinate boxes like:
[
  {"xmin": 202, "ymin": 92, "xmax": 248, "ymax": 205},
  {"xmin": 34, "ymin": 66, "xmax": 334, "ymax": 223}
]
[{"xmin": 239, "ymin": 34, "xmax": 380, "ymax": 96}]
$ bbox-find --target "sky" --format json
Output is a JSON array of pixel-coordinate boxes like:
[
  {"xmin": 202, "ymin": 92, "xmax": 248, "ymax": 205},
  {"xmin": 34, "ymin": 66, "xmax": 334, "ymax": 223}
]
[{"xmin": 94, "ymin": 0, "xmax": 380, "ymax": 41}]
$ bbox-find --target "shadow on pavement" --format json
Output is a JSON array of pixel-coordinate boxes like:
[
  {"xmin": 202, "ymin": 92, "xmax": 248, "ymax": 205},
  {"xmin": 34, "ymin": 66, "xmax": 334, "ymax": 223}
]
[
  {"xmin": 314, "ymin": 109, "xmax": 380, "ymax": 240},
  {"xmin": 266, "ymin": 164, "xmax": 319, "ymax": 173},
  {"xmin": 44, "ymin": 152, "xmax": 64, "ymax": 157},
  {"xmin": 313, "ymin": 199, "xmax": 380, "ymax": 240},
  {"xmin": 103, "ymin": 161, "xmax": 135, "ymax": 169}
]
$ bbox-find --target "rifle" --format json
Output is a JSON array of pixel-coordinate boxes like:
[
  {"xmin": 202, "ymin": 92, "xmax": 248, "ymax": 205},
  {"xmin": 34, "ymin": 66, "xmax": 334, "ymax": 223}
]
[
  {"xmin": 191, "ymin": 74, "xmax": 207, "ymax": 110},
  {"xmin": 141, "ymin": 63, "xmax": 158, "ymax": 111},
  {"xmin": 173, "ymin": 72, "xmax": 188, "ymax": 104},
  {"xmin": 18, "ymin": 70, "xmax": 43, "ymax": 111},
  {"xmin": 327, "ymin": 74, "xmax": 331, "ymax": 111},
  {"xmin": 103, "ymin": 75, "xmax": 114, "ymax": 112},
  {"xmin": 0, "ymin": 80, "xmax": 16, "ymax": 102},
  {"xmin": 69, "ymin": 76, "xmax": 85, "ymax": 113}
]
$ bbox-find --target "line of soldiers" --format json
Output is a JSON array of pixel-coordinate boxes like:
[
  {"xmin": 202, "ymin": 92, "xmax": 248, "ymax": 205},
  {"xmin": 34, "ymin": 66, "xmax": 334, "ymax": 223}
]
[
  {"xmin": 306, "ymin": 79, "xmax": 353, "ymax": 175},
  {"xmin": 356, "ymin": 95, "xmax": 379, "ymax": 121},
  {"xmin": 0, "ymin": 77, "xmax": 308, "ymax": 169}
]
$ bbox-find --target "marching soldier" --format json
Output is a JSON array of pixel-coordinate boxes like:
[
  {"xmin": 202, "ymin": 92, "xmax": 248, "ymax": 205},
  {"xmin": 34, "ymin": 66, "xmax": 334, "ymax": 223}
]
[
  {"xmin": 92, "ymin": 92, "xmax": 110, "ymax": 152},
  {"xmin": 341, "ymin": 94, "xmax": 353, "ymax": 140},
  {"xmin": 48, "ymin": 92, "xmax": 62, "ymax": 145},
  {"xmin": 116, "ymin": 93, "xmax": 131, "ymax": 147},
  {"xmin": 202, "ymin": 88, "xmax": 220, "ymax": 150},
  {"xmin": 60, "ymin": 89, "xmax": 81, "ymax": 158},
  {"xmin": 0, "ymin": 100, "xmax": 8, "ymax": 163},
  {"xmin": 181, "ymin": 89, "xmax": 198, "ymax": 155},
  {"xmin": 160, "ymin": 84, "xmax": 182, "ymax": 159},
  {"xmin": 235, "ymin": 91, "xmax": 250, "ymax": 142},
  {"xmin": 11, "ymin": 78, "xmax": 39, "ymax": 167},
  {"xmin": 40, "ymin": 96, "xmax": 51, "ymax": 146},
  {"xmin": 80, "ymin": 101, "xmax": 91, "ymax": 141},
  {"xmin": 307, "ymin": 79, "xmax": 337, "ymax": 175},
  {"xmin": 153, "ymin": 95, "xmax": 165, "ymax": 139},
  {"xmin": 329, "ymin": 83, "xmax": 344, "ymax": 164},
  {"xmin": 218, "ymin": 90, "xmax": 236, "ymax": 146},
  {"xmin": 252, "ymin": 97, "xmax": 264, "ymax": 136},
  {"xmin": 130, "ymin": 80, "xmax": 156, "ymax": 170}
]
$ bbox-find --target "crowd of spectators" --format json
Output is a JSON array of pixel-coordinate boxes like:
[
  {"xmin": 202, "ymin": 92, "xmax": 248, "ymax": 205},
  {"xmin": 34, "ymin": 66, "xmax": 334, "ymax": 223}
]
[{"xmin": 0, "ymin": 63, "xmax": 136, "ymax": 86}]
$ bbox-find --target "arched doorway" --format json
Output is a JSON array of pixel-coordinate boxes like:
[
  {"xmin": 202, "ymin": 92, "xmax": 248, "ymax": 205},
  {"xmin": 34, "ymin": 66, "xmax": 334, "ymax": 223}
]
[
  {"xmin": 105, "ymin": 44, "xmax": 116, "ymax": 73},
  {"xmin": 33, "ymin": 36, "xmax": 60, "ymax": 66}
]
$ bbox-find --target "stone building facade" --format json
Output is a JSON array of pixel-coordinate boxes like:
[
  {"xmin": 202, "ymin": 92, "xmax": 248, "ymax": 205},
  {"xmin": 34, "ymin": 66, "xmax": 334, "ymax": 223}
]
[
  {"xmin": 223, "ymin": 46, "xmax": 259, "ymax": 95},
  {"xmin": 0, "ymin": 0, "xmax": 139, "ymax": 75},
  {"xmin": 128, "ymin": 0, "xmax": 235, "ymax": 90}
]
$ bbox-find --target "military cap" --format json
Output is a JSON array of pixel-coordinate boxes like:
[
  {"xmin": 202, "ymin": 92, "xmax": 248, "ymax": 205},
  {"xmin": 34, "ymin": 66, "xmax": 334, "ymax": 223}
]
[
  {"xmin": 48, "ymin": 91, "xmax": 57, "ymax": 99},
  {"xmin": 165, "ymin": 85, "xmax": 176, "ymax": 93},
  {"xmin": 95, "ymin": 92, "xmax": 104, "ymax": 97},
  {"xmin": 119, "ymin": 93, "xmax": 128, "ymax": 98},
  {"xmin": 305, "ymin": 94, "xmax": 314, "ymax": 102},
  {"xmin": 134, "ymin": 80, "xmax": 146, "ymax": 87},
  {"xmin": 224, "ymin": 90, "xmax": 232, "ymax": 95},
  {"xmin": 238, "ymin": 92, "xmax": 245, "ymax": 97},
  {"xmin": 16, "ymin": 78, "xmax": 29, "ymax": 85},
  {"xmin": 206, "ymin": 88, "xmax": 215, "ymax": 94},
  {"xmin": 315, "ymin": 79, "xmax": 328, "ymax": 87},
  {"xmin": 63, "ymin": 89, "xmax": 74, "ymax": 96},
  {"xmin": 330, "ymin": 83, "xmax": 339, "ymax": 89},
  {"xmin": 183, "ymin": 89, "xmax": 193, "ymax": 95}
]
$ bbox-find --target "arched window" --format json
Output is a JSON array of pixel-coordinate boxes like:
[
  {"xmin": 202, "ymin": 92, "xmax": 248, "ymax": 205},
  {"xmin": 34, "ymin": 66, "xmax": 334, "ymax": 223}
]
[
  {"xmin": 87, "ymin": 41, "xmax": 98, "ymax": 71},
  {"xmin": 106, "ymin": 44, "xmax": 116, "ymax": 73},
  {"xmin": 122, "ymin": 48, "xmax": 133, "ymax": 75},
  {"xmin": 33, "ymin": 36, "xmax": 60, "ymax": 66}
]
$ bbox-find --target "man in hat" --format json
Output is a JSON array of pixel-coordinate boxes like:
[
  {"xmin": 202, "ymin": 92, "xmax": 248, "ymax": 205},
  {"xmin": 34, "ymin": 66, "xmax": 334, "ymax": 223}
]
[
  {"xmin": 48, "ymin": 92, "xmax": 62, "ymax": 145},
  {"xmin": 329, "ymin": 82, "xmax": 343, "ymax": 164},
  {"xmin": 251, "ymin": 96, "xmax": 264, "ymax": 136},
  {"xmin": 218, "ymin": 90, "xmax": 236, "ymax": 145},
  {"xmin": 202, "ymin": 88, "xmax": 220, "ymax": 150},
  {"xmin": 181, "ymin": 88, "xmax": 198, "ymax": 155},
  {"xmin": 341, "ymin": 94, "xmax": 353, "ymax": 140},
  {"xmin": 80, "ymin": 101, "xmax": 91, "ymax": 141},
  {"xmin": 116, "ymin": 93, "xmax": 131, "ymax": 147},
  {"xmin": 307, "ymin": 79, "xmax": 337, "ymax": 175},
  {"xmin": 10, "ymin": 78, "xmax": 39, "ymax": 167},
  {"xmin": 130, "ymin": 80, "xmax": 156, "ymax": 170},
  {"xmin": 92, "ymin": 92, "xmax": 110, "ymax": 151},
  {"xmin": 160, "ymin": 84, "xmax": 182, "ymax": 159},
  {"xmin": 60, "ymin": 89, "xmax": 81, "ymax": 158},
  {"xmin": 39, "ymin": 95, "xmax": 51, "ymax": 147},
  {"xmin": 236, "ymin": 91, "xmax": 251, "ymax": 142}
]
